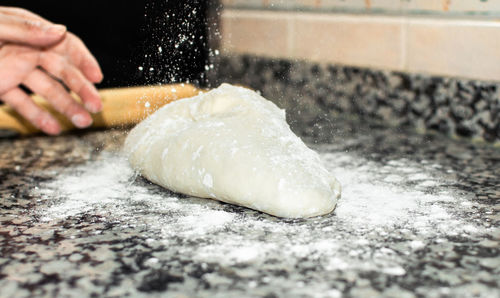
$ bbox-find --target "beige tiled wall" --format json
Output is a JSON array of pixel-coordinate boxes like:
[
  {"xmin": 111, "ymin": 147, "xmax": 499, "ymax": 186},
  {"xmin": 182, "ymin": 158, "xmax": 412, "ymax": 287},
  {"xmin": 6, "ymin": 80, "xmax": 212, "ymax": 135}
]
[
  {"xmin": 406, "ymin": 19, "xmax": 500, "ymax": 81},
  {"xmin": 220, "ymin": 9, "xmax": 500, "ymax": 81},
  {"xmin": 221, "ymin": 12, "xmax": 291, "ymax": 58},
  {"xmin": 292, "ymin": 14, "xmax": 404, "ymax": 70}
]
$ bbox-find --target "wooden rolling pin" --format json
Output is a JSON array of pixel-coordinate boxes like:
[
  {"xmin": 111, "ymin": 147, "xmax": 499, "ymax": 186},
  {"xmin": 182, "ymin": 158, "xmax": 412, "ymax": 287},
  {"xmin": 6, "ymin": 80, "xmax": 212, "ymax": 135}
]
[{"xmin": 0, "ymin": 84, "xmax": 200, "ymax": 135}]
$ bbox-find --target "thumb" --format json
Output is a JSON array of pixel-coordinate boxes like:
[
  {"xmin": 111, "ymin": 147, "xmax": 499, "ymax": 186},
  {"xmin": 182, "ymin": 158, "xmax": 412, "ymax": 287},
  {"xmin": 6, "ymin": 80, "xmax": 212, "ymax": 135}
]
[{"xmin": 0, "ymin": 14, "xmax": 66, "ymax": 47}]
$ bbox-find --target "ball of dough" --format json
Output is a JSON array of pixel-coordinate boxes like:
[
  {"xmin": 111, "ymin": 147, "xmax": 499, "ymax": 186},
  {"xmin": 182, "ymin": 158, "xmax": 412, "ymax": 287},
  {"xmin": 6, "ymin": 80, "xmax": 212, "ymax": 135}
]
[{"xmin": 124, "ymin": 83, "xmax": 341, "ymax": 218}]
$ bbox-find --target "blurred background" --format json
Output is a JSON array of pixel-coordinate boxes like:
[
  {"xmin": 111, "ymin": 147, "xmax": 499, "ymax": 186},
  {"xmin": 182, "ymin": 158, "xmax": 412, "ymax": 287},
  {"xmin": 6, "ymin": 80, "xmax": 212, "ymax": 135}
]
[
  {"xmin": 213, "ymin": 0, "xmax": 500, "ymax": 142},
  {"xmin": 218, "ymin": 0, "xmax": 500, "ymax": 82}
]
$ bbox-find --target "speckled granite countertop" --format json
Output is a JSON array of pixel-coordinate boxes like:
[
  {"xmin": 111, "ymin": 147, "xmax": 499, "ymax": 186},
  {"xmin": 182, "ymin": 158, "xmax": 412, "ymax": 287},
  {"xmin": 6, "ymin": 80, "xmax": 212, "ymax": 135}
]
[{"xmin": 0, "ymin": 118, "xmax": 499, "ymax": 298}]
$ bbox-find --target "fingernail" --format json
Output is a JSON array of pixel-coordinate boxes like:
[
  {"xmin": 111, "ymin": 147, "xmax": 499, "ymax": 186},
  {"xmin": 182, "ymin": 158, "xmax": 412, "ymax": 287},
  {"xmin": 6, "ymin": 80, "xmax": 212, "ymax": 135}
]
[
  {"xmin": 71, "ymin": 114, "xmax": 92, "ymax": 128},
  {"xmin": 93, "ymin": 71, "xmax": 104, "ymax": 83},
  {"xmin": 46, "ymin": 24, "xmax": 67, "ymax": 36},
  {"xmin": 85, "ymin": 101, "xmax": 102, "ymax": 113}
]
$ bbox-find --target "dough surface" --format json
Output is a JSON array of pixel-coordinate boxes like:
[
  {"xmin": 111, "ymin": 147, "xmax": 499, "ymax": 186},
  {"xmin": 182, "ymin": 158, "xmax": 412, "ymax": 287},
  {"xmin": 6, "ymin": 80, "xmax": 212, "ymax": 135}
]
[{"xmin": 124, "ymin": 84, "xmax": 341, "ymax": 218}]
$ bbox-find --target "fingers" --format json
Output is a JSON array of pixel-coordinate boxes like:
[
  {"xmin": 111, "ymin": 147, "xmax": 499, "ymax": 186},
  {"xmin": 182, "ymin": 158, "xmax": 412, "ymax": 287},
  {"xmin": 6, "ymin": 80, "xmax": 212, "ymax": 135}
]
[
  {"xmin": 39, "ymin": 51, "xmax": 102, "ymax": 113},
  {"xmin": 78, "ymin": 44, "xmax": 103, "ymax": 84},
  {"xmin": 0, "ymin": 7, "xmax": 53, "ymax": 25},
  {"xmin": 0, "ymin": 13, "xmax": 66, "ymax": 47},
  {"xmin": 0, "ymin": 87, "xmax": 61, "ymax": 135},
  {"xmin": 0, "ymin": 44, "xmax": 38, "ymax": 95},
  {"xmin": 71, "ymin": 34, "xmax": 103, "ymax": 83},
  {"xmin": 0, "ymin": 7, "xmax": 103, "ymax": 83},
  {"xmin": 23, "ymin": 69, "xmax": 93, "ymax": 129},
  {"xmin": 53, "ymin": 33, "xmax": 103, "ymax": 83}
]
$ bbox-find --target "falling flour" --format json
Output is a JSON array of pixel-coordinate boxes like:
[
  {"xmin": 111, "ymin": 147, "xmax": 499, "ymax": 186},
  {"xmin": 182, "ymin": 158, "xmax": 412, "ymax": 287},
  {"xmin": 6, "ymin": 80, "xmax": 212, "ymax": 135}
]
[{"xmin": 33, "ymin": 147, "xmax": 486, "ymax": 275}]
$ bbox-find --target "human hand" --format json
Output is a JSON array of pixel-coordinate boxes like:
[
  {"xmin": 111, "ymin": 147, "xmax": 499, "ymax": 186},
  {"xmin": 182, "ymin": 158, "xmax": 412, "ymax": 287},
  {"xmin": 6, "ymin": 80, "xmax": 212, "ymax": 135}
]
[{"xmin": 0, "ymin": 7, "xmax": 103, "ymax": 135}]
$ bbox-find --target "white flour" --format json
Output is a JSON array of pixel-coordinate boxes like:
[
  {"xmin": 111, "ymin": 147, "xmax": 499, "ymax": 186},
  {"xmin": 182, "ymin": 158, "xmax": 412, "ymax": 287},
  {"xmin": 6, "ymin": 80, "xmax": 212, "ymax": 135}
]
[{"xmin": 33, "ymin": 147, "xmax": 485, "ymax": 273}]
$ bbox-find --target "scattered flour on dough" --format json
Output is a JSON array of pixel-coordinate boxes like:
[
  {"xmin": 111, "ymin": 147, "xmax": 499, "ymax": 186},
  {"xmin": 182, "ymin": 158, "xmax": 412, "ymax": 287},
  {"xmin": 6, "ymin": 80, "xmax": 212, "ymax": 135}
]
[
  {"xmin": 33, "ymin": 148, "xmax": 486, "ymax": 272},
  {"xmin": 124, "ymin": 83, "xmax": 340, "ymax": 218}
]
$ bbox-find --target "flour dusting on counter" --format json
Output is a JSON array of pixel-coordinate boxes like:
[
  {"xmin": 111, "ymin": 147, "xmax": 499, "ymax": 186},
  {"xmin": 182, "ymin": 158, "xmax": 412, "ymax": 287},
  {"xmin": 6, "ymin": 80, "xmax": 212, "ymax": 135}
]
[{"xmin": 32, "ymin": 145, "xmax": 487, "ymax": 284}]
